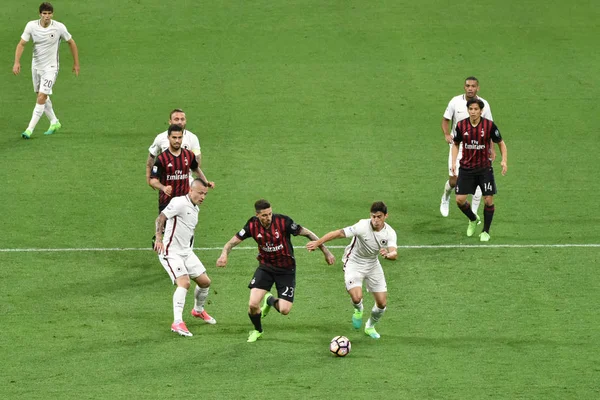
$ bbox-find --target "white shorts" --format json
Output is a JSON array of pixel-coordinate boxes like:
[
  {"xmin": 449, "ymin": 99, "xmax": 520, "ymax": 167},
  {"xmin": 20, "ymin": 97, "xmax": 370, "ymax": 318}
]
[
  {"xmin": 159, "ymin": 252, "xmax": 206, "ymax": 284},
  {"xmin": 447, "ymin": 143, "xmax": 463, "ymax": 176},
  {"xmin": 343, "ymin": 260, "xmax": 387, "ymax": 293},
  {"xmin": 32, "ymin": 69, "xmax": 58, "ymax": 95}
]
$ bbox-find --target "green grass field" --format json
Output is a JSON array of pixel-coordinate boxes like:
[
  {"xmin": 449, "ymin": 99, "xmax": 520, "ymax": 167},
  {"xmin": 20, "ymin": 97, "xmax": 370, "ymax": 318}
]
[{"xmin": 1, "ymin": 1, "xmax": 599, "ymax": 399}]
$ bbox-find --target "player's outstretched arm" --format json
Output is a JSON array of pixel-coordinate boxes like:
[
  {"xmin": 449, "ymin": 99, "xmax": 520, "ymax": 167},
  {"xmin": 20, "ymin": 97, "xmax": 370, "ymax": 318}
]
[
  {"xmin": 67, "ymin": 39, "xmax": 80, "ymax": 76},
  {"xmin": 216, "ymin": 236, "xmax": 243, "ymax": 267},
  {"xmin": 300, "ymin": 227, "xmax": 335, "ymax": 265},
  {"xmin": 306, "ymin": 229, "xmax": 345, "ymax": 251},
  {"xmin": 13, "ymin": 39, "xmax": 27, "ymax": 75}
]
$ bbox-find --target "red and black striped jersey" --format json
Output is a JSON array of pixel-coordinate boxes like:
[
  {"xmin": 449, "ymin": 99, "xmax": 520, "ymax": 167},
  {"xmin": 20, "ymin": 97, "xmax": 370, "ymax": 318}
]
[
  {"xmin": 236, "ymin": 214, "xmax": 302, "ymax": 269},
  {"xmin": 454, "ymin": 117, "xmax": 502, "ymax": 170},
  {"xmin": 151, "ymin": 149, "xmax": 198, "ymax": 208}
]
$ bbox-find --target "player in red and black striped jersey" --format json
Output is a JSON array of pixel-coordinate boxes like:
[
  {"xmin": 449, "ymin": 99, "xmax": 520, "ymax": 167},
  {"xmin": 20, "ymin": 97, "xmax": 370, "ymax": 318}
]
[
  {"xmin": 149, "ymin": 124, "xmax": 214, "ymax": 213},
  {"xmin": 452, "ymin": 99, "xmax": 508, "ymax": 242},
  {"xmin": 216, "ymin": 199, "xmax": 335, "ymax": 343}
]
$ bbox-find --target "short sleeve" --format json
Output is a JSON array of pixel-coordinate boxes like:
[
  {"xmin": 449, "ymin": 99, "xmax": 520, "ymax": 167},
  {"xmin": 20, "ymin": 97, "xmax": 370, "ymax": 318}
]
[
  {"xmin": 161, "ymin": 197, "xmax": 182, "ymax": 219},
  {"xmin": 190, "ymin": 152, "xmax": 198, "ymax": 170},
  {"xmin": 386, "ymin": 228, "xmax": 398, "ymax": 249},
  {"xmin": 443, "ymin": 100, "xmax": 454, "ymax": 120},
  {"xmin": 21, "ymin": 22, "xmax": 32, "ymax": 42},
  {"xmin": 235, "ymin": 219, "xmax": 253, "ymax": 240},
  {"xmin": 285, "ymin": 216, "xmax": 302, "ymax": 236},
  {"xmin": 491, "ymin": 123, "xmax": 503, "ymax": 143},
  {"xmin": 343, "ymin": 220, "xmax": 364, "ymax": 238},
  {"xmin": 453, "ymin": 124, "xmax": 463, "ymax": 143},
  {"xmin": 150, "ymin": 157, "xmax": 163, "ymax": 179},
  {"xmin": 190, "ymin": 134, "xmax": 201, "ymax": 155},
  {"xmin": 59, "ymin": 23, "xmax": 72, "ymax": 41},
  {"xmin": 483, "ymin": 101, "xmax": 493, "ymax": 121},
  {"xmin": 148, "ymin": 136, "xmax": 161, "ymax": 157}
]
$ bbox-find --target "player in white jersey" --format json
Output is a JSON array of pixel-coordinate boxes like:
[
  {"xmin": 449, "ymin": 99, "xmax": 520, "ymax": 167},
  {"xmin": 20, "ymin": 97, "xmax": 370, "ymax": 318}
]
[
  {"xmin": 146, "ymin": 108, "xmax": 202, "ymax": 186},
  {"xmin": 440, "ymin": 76, "xmax": 493, "ymax": 217},
  {"xmin": 307, "ymin": 202, "xmax": 398, "ymax": 339},
  {"xmin": 13, "ymin": 2, "xmax": 80, "ymax": 139},
  {"xmin": 154, "ymin": 179, "xmax": 216, "ymax": 337}
]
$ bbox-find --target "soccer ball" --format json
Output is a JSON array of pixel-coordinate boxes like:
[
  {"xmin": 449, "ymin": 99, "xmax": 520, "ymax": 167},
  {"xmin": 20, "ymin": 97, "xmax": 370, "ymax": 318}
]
[{"xmin": 330, "ymin": 336, "xmax": 351, "ymax": 357}]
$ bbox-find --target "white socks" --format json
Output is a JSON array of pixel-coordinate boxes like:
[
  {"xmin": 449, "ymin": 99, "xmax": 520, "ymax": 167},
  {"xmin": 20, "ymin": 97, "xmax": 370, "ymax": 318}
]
[
  {"xmin": 173, "ymin": 286, "xmax": 188, "ymax": 323},
  {"xmin": 194, "ymin": 286, "xmax": 209, "ymax": 312},
  {"xmin": 27, "ymin": 103, "xmax": 46, "ymax": 131},
  {"xmin": 366, "ymin": 305, "xmax": 386, "ymax": 328},
  {"xmin": 44, "ymin": 97, "xmax": 58, "ymax": 124},
  {"xmin": 472, "ymin": 186, "xmax": 482, "ymax": 214},
  {"xmin": 443, "ymin": 180, "xmax": 452, "ymax": 198},
  {"xmin": 352, "ymin": 299, "xmax": 364, "ymax": 312}
]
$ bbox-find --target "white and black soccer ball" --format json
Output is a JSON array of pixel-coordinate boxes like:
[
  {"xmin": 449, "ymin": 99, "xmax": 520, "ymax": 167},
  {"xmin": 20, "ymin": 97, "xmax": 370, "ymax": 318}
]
[{"xmin": 330, "ymin": 336, "xmax": 351, "ymax": 357}]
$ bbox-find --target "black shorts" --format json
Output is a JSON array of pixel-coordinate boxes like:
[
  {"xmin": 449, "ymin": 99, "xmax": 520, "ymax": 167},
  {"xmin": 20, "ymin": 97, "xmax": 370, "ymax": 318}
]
[
  {"xmin": 456, "ymin": 167, "xmax": 497, "ymax": 196},
  {"xmin": 248, "ymin": 264, "xmax": 296, "ymax": 303}
]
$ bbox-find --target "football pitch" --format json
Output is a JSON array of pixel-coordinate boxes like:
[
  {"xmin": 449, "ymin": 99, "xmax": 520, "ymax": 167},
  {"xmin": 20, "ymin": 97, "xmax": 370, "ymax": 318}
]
[{"xmin": 1, "ymin": 1, "xmax": 599, "ymax": 399}]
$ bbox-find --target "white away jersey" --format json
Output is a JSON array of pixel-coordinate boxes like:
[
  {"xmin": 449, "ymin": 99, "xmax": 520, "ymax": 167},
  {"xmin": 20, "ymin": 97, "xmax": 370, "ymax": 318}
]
[
  {"xmin": 342, "ymin": 219, "xmax": 397, "ymax": 267},
  {"xmin": 161, "ymin": 195, "xmax": 199, "ymax": 256},
  {"xmin": 21, "ymin": 20, "xmax": 72, "ymax": 71},
  {"xmin": 443, "ymin": 94, "xmax": 493, "ymax": 136},
  {"xmin": 148, "ymin": 130, "xmax": 201, "ymax": 157}
]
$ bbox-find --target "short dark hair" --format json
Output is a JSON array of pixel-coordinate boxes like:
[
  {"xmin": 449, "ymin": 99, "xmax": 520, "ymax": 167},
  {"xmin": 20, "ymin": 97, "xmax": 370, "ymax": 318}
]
[
  {"xmin": 39, "ymin": 2, "xmax": 53, "ymax": 13},
  {"xmin": 466, "ymin": 99, "xmax": 485, "ymax": 110},
  {"xmin": 255, "ymin": 199, "xmax": 271, "ymax": 213},
  {"xmin": 167, "ymin": 124, "xmax": 183, "ymax": 136},
  {"xmin": 465, "ymin": 76, "xmax": 479, "ymax": 83},
  {"xmin": 170, "ymin": 108, "xmax": 185, "ymax": 119},
  {"xmin": 371, "ymin": 201, "xmax": 387, "ymax": 215}
]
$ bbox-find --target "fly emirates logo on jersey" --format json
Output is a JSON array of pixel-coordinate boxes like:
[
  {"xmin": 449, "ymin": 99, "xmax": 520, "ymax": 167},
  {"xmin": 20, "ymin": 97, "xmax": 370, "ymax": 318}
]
[
  {"xmin": 464, "ymin": 139, "xmax": 486, "ymax": 150},
  {"xmin": 166, "ymin": 169, "xmax": 189, "ymax": 181},
  {"xmin": 261, "ymin": 243, "xmax": 284, "ymax": 252}
]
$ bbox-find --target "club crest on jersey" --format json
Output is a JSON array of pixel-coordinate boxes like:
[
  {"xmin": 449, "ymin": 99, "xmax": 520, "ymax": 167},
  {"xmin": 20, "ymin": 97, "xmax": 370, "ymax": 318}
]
[
  {"xmin": 481, "ymin": 129, "xmax": 485, "ymax": 136},
  {"xmin": 381, "ymin": 239, "xmax": 388, "ymax": 246},
  {"xmin": 184, "ymin": 158, "xmax": 188, "ymax": 166},
  {"xmin": 275, "ymin": 230, "xmax": 280, "ymax": 239}
]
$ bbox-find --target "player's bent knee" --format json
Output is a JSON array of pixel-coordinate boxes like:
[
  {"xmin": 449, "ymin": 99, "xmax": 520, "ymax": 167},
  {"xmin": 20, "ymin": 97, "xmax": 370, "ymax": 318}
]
[
  {"xmin": 279, "ymin": 305, "xmax": 292, "ymax": 315},
  {"xmin": 176, "ymin": 281, "xmax": 191, "ymax": 290},
  {"xmin": 455, "ymin": 196, "xmax": 467, "ymax": 206},
  {"xmin": 248, "ymin": 303, "xmax": 260, "ymax": 314},
  {"xmin": 36, "ymin": 93, "xmax": 48, "ymax": 104},
  {"xmin": 195, "ymin": 274, "xmax": 211, "ymax": 288}
]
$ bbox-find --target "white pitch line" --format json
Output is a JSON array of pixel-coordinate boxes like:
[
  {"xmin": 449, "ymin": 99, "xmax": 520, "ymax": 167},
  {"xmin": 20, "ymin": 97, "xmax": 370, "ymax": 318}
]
[{"xmin": 0, "ymin": 244, "xmax": 599, "ymax": 253}]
